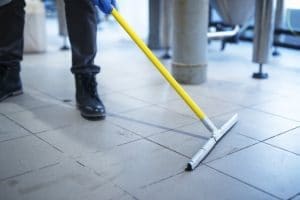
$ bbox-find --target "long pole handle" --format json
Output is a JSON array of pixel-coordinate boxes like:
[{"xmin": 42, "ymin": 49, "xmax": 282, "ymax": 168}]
[{"xmin": 111, "ymin": 8, "xmax": 207, "ymax": 120}]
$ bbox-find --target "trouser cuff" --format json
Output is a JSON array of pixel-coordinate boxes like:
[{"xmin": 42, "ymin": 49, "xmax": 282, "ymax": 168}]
[{"xmin": 70, "ymin": 64, "xmax": 100, "ymax": 74}]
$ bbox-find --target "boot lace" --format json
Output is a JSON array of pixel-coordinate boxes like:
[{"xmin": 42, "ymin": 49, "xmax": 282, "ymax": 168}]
[{"xmin": 86, "ymin": 76, "xmax": 100, "ymax": 101}]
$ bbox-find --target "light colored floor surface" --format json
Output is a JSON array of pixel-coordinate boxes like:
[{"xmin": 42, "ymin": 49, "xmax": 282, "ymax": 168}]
[{"xmin": 1, "ymin": 3, "xmax": 300, "ymax": 200}]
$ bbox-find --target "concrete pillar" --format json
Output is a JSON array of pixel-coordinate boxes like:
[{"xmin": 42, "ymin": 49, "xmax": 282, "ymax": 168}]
[
  {"xmin": 252, "ymin": 0, "xmax": 277, "ymax": 64},
  {"xmin": 274, "ymin": 0, "xmax": 285, "ymax": 39},
  {"xmin": 273, "ymin": 0, "xmax": 285, "ymax": 56},
  {"xmin": 160, "ymin": 0, "xmax": 173, "ymax": 58},
  {"xmin": 172, "ymin": 0, "xmax": 209, "ymax": 84},
  {"xmin": 148, "ymin": 0, "xmax": 162, "ymax": 49},
  {"xmin": 252, "ymin": 0, "xmax": 277, "ymax": 79}
]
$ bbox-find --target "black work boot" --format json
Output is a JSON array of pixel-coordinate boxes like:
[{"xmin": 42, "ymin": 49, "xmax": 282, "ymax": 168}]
[
  {"xmin": 0, "ymin": 67, "xmax": 23, "ymax": 102},
  {"xmin": 75, "ymin": 73, "xmax": 106, "ymax": 120}
]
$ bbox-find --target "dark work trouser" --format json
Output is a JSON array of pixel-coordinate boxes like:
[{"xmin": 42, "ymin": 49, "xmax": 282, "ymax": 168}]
[
  {"xmin": 0, "ymin": 0, "xmax": 25, "ymax": 71},
  {"xmin": 0, "ymin": 0, "xmax": 100, "ymax": 74}
]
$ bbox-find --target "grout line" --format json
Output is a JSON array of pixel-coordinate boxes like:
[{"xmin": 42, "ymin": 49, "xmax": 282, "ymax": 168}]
[
  {"xmin": 151, "ymin": 125, "xmax": 209, "ymax": 140},
  {"xmin": 104, "ymin": 117, "xmax": 194, "ymax": 159},
  {"xmin": 205, "ymin": 164, "xmax": 283, "ymax": 200},
  {"xmin": 155, "ymin": 101, "xmax": 245, "ymax": 122},
  {"xmin": 115, "ymin": 184, "xmax": 140, "ymax": 200},
  {"xmin": 38, "ymin": 162, "xmax": 60, "ymax": 170},
  {"xmin": 2, "ymin": 101, "xmax": 74, "ymax": 117},
  {"xmin": 287, "ymin": 192, "xmax": 300, "ymax": 200},
  {"xmin": 237, "ymin": 125, "xmax": 300, "ymax": 143},
  {"xmin": 2, "ymin": 114, "xmax": 34, "ymax": 135},
  {"xmin": 110, "ymin": 114, "xmax": 204, "ymax": 139},
  {"xmin": 107, "ymin": 112, "xmax": 198, "ymax": 138},
  {"xmin": 204, "ymin": 140, "xmax": 261, "ymax": 164},
  {"xmin": 248, "ymin": 107, "xmax": 300, "ymax": 123},
  {"xmin": 0, "ymin": 170, "xmax": 34, "ymax": 182},
  {"xmin": 205, "ymin": 125, "xmax": 300, "ymax": 164},
  {"xmin": 263, "ymin": 142, "xmax": 300, "ymax": 157},
  {"xmin": 75, "ymin": 160, "xmax": 86, "ymax": 167},
  {"xmin": 139, "ymin": 171, "xmax": 185, "ymax": 190},
  {"xmin": 143, "ymin": 137, "xmax": 190, "ymax": 159},
  {"xmin": 2, "ymin": 114, "xmax": 65, "ymax": 154},
  {"xmin": 0, "ymin": 116, "xmax": 71, "ymax": 183},
  {"xmin": 0, "ymin": 86, "xmax": 72, "ymax": 115},
  {"xmin": 210, "ymin": 107, "xmax": 245, "ymax": 119},
  {"xmin": 86, "ymin": 138, "xmax": 145, "ymax": 155},
  {"xmin": 115, "ymin": 138, "xmax": 144, "ymax": 147},
  {"xmin": 237, "ymin": 126, "xmax": 300, "ymax": 156},
  {"xmin": 0, "ymin": 134, "xmax": 32, "ymax": 144},
  {"xmin": 33, "ymin": 134, "xmax": 64, "ymax": 153},
  {"xmin": 33, "ymin": 124, "xmax": 72, "ymax": 135},
  {"xmin": 27, "ymin": 85, "xmax": 72, "ymax": 103},
  {"xmin": 242, "ymin": 98, "xmax": 278, "ymax": 109}
]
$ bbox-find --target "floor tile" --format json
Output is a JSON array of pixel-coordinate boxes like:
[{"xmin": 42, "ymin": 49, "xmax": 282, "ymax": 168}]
[
  {"xmin": 214, "ymin": 108, "xmax": 299, "ymax": 140},
  {"xmin": 38, "ymin": 120, "xmax": 140, "ymax": 157},
  {"xmin": 109, "ymin": 105, "xmax": 196, "ymax": 137},
  {"xmin": 0, "ymin": 115, "xmax": 30, "ymax": 142},
  {"xmin": 0, "ymin": 136, "xmax": 62, "ymax": 180},
  {"xmin": 184, "ymin": 80, "xmax": 281, "ymax": 107},
  {"xmin": 133, "ymin": 165, "xmax": 277, "ymax": 200},
  {"xmin": 266, "ymin": 127, "xmax": 300, "ymax": 155},
  {"xmin": 209, "ymin": 143, "xmax": 300, "ymax": 199},
  {"xmin": 78, "ymin": 139, "xmax": 188, "ymax": 192},
  {"xmin": 157, "ymin": 95, "xmax": 241, "ymax": 119},
  {"xmin": 253, "ymin": 97, "xmax": 300, "ymax": 122},
  {"xmin": 101, "ymin": 92, "xmax": 150, "ymax": 114},
  {"xmin": 22, "ymin": 64, "xmax": 113, "ymax": 100},
  {"xmin": 148, "ymin": 121, "xmax": 257, "ymax": 163},
  {"xmin": 0, "ymin": 4, "xmax": 299, "ymax": 199},
  {"xmin": 8, "ymin": 104, "xmax": 83, "ymax": 133},
  {"xmin": 147, "ymin": 122, "xmax": 211, "ymax": 158},
  {"xmin": 291, "ymin": 194, "xmax": 300, "ymax": 200},
  {"xmin": 245, "ymin": 72, "xmax": 300, "ymax": 98},
  {"xmin": 0, "ymin": 88, "xmax": 62, "ymax": 115},
  {"xmin": 114, "ymin": 194, "xmax": 136, "ymax": 200},
  {"xmin": 203, "ymin": 132, "xmax": 257, "ymax": 163},
  {"xmin": 121, "ymin": 83, "xmax": 180, "ymax": 104},
  {"xmin": 0, "ymin": 160, "xmax": 126, "ymax": 200},
  {"xmin": 22, "ymin": 62, "xmax": 76, "ymax": 101},
  {"xmin": 100, "ymin": 71, "xmax": 163, "ymax": 93}
]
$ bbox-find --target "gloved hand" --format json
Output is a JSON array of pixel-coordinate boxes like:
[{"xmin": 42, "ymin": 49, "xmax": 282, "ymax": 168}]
[{"xmin": 93, "ymin": 0, "xmax": 117, "ymax": 15}]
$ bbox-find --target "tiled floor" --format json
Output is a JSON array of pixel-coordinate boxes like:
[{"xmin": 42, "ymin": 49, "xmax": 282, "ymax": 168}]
[{"xmin": 1, "ymin": 3, "xmax": 300, "ymax": 200}]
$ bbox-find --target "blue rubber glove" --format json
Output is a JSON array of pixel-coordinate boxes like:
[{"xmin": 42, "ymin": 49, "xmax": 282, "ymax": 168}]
[{"xmin": 93, "ymin": 0, "xmax": 117, "ymax": 15}]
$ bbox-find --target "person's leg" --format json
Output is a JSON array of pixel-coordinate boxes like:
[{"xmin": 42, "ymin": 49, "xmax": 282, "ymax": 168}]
[
  {"xmin": 0, "ymin": 0, "xmax": 25, "ymax": 101},
  {"xmin": 64, "ymin": 0, "xmax": 105, "ymax": 119}
]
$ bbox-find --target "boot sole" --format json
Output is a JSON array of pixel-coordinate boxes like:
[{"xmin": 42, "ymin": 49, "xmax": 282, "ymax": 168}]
[
  {"xmin": 76, "ymin": 104, "xmax": 106, "ymax": 120},
  {"xmin": 81, "ymin": 114, "xmax": 106, "ymax": 121},
  {"xmin": 0, "ymin": 90, "xmax": 23, "ymax": 102}
]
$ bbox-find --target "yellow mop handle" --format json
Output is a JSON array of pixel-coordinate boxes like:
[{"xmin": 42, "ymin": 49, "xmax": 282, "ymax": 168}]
[{"xmin": 111, "ymin": 8, "xmax": 207, "ymax": 120}]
